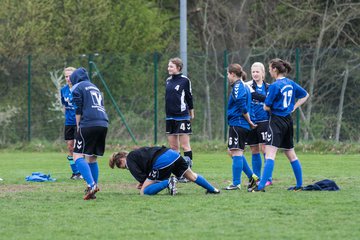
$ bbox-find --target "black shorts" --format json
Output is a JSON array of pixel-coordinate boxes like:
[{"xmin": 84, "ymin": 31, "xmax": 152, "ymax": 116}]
[
  {"xmin": 64, "ymin": 125, "xmax": 76, "ymax": 141},
  {"xmin": 247, "ymin": 121, "xmax": 269, "ymax": 146},
  {"xmin": 266, "ymin": 114, "xmax": 294, "ymax": 149},
  {"xmin": 228, "ymin": 126, "xmax": 249, "ymax": 151},
  {"xmin": 166, "ymin": 119, "xmax": 192, "ymax": 135},
  {"xmin": 147, "ymin": 156, "xmax": 189, "ymax": 181},
  {"xmin": 73, "ymin": 126, "xmax": 108, "ymax": 156}
]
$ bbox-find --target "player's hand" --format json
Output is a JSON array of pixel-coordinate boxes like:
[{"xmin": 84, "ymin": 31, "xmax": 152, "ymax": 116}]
[
  {"xmin": 249, "ymin": 121, "xmax": 257, "ymax": 129},
  {"xmin": 136, "ymin": 182, "xmax": 143, "ymax": 189}
]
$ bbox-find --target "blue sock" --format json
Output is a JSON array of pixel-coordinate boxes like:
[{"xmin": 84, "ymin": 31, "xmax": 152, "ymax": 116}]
[
  {"xmin": 67, "ymin": 156, "xmax": 79, "ymax": 174},
  {"xmin": 252, "ymin": 153, "xmax": 262, "ymax": 177},
  {"xmin": 195, "ymin": 175, "xmax": 215, "ymax": 192},
  {"xmin": 258, "ymin": 159, "xmax": 275, "ymax": 190},
  {"xmin": 75, "ymin": 158, "xmax": 95, "ymax": 187},
  {"xmin": 242, "ymin": 156, "xmax": 253, "ymax": 179},
  {"xmin": 291, "ymin": 160, "xmax": 303, "ymax": 188},
  {"xmin": 143, "ymin": 180, "xmax": 168, "ymax": 195},
  {"xmin": 232, "ymin": 156, "xmax": 243, "ymax": 186},
  {"xmin": 88, "ymin": 162, "xmax": 99, "ymax": 183},
  {"xmin": 264, "ymin": 158, "xmax": 273, "ymax": 182}
]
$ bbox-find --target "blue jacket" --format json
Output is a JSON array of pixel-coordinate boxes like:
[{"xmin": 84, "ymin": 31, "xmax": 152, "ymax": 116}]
[
  {"xmin": 60, "ymin": 84, "xmax": 76, "ymax": 126},
  {"xmin": 227, "ymin": 80, "xmax": 251, "ymax": 130},
  {"xmin": 245, "ymin": 80, "xmax": 269, "ymax": 123},
  {"xmin": 70, "ymin": 67, "xmax": 108, "ymax": 128}
]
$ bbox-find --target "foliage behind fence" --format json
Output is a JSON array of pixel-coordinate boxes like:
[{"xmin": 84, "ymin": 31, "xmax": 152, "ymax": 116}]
[{"xmin": 0, "ymin": 48, "xmax": 359, "ymax": 145}]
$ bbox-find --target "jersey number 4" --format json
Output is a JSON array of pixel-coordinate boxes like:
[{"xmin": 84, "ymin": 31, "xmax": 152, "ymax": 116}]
[{"xmin": 282, "ymin": 90, "xmax": 293, "ymax": 108}]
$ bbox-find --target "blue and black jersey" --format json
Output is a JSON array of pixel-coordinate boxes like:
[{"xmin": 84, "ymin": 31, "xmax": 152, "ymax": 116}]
[
  {"xmin": 60, "ymin": 85, "xmax": 76, "ymax": 126},
  {"xmin": 227, "ymin": 80, "xmax": 252, "ymax": 130},
  {"xmin": 265, "ymin": 77, "xmax": 308, "ymax": 117},
  {"xmin": 126, "ymin": 146, "xmax": 169, "ymax": 183},
  {"xmin": 246, "ymin": 80, "xmax": 269, "ymax": 123},
  {"xmin": 70, "ymin": 67, "xmax": 108, "ymax": 128},
  {"xmin": 165, "ymin": 73, "xmax": 193, "ymax": 120}
]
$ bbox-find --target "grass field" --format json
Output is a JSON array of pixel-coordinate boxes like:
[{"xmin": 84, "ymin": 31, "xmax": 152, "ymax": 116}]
[{"xmin": 0, "ymin": 151, "xmax": 359, "ymax": 240}]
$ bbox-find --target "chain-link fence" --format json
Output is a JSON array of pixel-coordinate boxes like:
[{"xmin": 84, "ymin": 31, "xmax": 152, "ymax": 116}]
[{"xmin": 1, "ymin": 48, "xmax": 359, "ymax": 145}]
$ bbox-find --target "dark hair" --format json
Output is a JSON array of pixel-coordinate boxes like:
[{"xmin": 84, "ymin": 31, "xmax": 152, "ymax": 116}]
[
  {"xmin": 269, "ymin": 58, "xmax": 292, "ymax": 74},
  {"xmin": 228, "ymin": 63, "xmax": 247, "ymax": 80},
  {"xmin": 169, "ymin": 57, "xmax": 183, "ymax": 71},
  {"xmin": 109, "ymin": 151, "xmax": 128, "ymax": 169}
]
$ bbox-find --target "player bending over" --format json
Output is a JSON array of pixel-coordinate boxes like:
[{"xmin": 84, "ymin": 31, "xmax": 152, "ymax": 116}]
[{"xmin": 109, "ymin": 146, "xmax": 220, "ymax": 195}]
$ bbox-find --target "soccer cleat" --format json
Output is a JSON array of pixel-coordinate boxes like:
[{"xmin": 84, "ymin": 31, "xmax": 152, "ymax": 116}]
[
  {"xmin": 287, "ymin": 186, "xmax": 303, "ymax": 192},
  {"xmin": 247, "ymin": 174, "xmax": 259, "ymax": 191},
  {"xmin": 206, "ymin": 188, "xmax": 220, "ymax": 194},
  {"xmin": 84, "ymin": 188, "xmax": 97, "ymax": 200},
  {"xmin": 250, "ymin": 186, "xmax": 265, "ymax": 192},
  {"xmin": 177, "ymin": 176, "xmax": 190, "ymax": 183},
  {"xmin": 84, "ymin": 184, "xmax": 99, "ymax": 200},
  {"xmin": 168, "ymin": 176, "xmax": 177, "ymax": 196},
  {"xmin": 71, "ymin": 173, "xmax": 83, "ymax": 180},
  {"xmin": 265, "ymin": 180, "xmax": 273, "ymax": 187},
  {"xmin": 223, "ymin": 184, "xmax": 241, "ymax": 190}
]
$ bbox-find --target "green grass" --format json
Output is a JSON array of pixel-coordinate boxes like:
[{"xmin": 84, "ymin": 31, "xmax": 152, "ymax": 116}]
[{"xmin": 0, "ymin": 151, "xmax": 359, "ymax": 240}]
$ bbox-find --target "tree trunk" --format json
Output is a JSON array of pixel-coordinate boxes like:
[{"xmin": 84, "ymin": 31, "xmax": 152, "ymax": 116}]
[
  {"xmin": 305, "ymin": 0, "xmax": 329, "ymax": 140},
  {"xmin": 335, "ymin": 65, "xmax": 349, "ymax": 142}
]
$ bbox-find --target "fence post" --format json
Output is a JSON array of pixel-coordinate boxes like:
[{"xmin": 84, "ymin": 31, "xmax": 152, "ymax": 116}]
[
  {"xmin": 153, "ymin": 52, "xmax": 158, "ymax": 145},
  {"xmin": 295, "ymin": 48, "xmax": 300, "ymax": 143},
  {"xmin": 223, "ymin": 50, "xmax": 228, "ymax": 142},
  {"xmin": 27, "ymin": 55, "xmax": 32, "ymax": 142}
]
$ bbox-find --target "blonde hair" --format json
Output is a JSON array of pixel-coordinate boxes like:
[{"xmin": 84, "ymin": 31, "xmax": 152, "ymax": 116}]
[
  {"xmin": 109, "ymin": 151, "xmax": 128, "ymax": 169},
  {"xmin": 64, "ymin": 67, "xmax": 76, "ymax": 74},
  {"xmin": 251, "ymin": 62, "xmax": 265, "ymax": 80}
]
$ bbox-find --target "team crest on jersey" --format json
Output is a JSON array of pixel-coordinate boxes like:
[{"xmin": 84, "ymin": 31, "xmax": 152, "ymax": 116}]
[{"xmin": 175, "ymin": 85, "xmax": 180, "ymax": 91}]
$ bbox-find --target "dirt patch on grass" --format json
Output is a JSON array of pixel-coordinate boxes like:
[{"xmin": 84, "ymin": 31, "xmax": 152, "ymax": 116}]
[{"xmin": 0, "ymin": 184, "xmax": 41, "ymax": 197}]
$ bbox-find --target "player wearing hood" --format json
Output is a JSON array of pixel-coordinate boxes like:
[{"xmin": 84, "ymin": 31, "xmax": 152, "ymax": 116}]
[{"xmin": 70, "ymin": 67, "xmax": 109, "ymax": 200}]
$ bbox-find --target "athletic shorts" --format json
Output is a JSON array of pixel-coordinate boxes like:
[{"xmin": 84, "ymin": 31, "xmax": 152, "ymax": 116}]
[
  {"xmin": 266, "ymin": 114, "xmax": 294, "ymax": 149},
  {"xmin": 166, "ymin": 119, "xmax": 192, "ymax": 135},
  {"xmin": 73, "ymin": 126, "xmax": 108, "ymax": 156},
  {"xmin": 247, "ymin": 121, "xmax": 269, "ymax": 146},
  {"xmin": 64, "ymin": 125, "xmax": 76, "ymax": 141},
  {"xmin": 147, "ymin": 149, "xmax": 189, "ymax": 181},
  {"xmin": 228, "ymin": 126, "xmax": 249, "ymax": 151}
]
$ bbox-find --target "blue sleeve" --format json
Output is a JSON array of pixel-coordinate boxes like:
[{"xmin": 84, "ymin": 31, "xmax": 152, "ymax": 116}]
[
  {"xmin": 233, "ymin": 85, "xmax": 248, "ymax": 114},
  {"xmin": 72, "ymin": 89, "xmax": 83, "ymax": 115},
  {"xmin": 293, "ymin": 82, "xmax": 308, "ymax": 98},
  {"xmin": 265, "ymin": 84, "xmax": 277, "ymax": 107}
]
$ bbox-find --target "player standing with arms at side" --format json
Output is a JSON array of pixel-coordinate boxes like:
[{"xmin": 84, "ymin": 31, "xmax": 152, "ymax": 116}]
[
  {"xmin": 245, "ymin": 62, "xmax": 272, "ymax": 186},
  {"xmin": 165, "ymin": 57, "xmax": 194, "ymax": 182},
  {"xmin": 250, "ymin": 58, "xmax": 309, "ymax": 192},
  {"xmin": 60, "ymin": 67, "xmax": 82, "ymax": 180},
  {"xmin": 224, "ymin": 64, "xmax": 259, "ymax": 191},
  {"xmin": 70, "ymin": 67, "xmax": 109, "ymax": 200}
]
